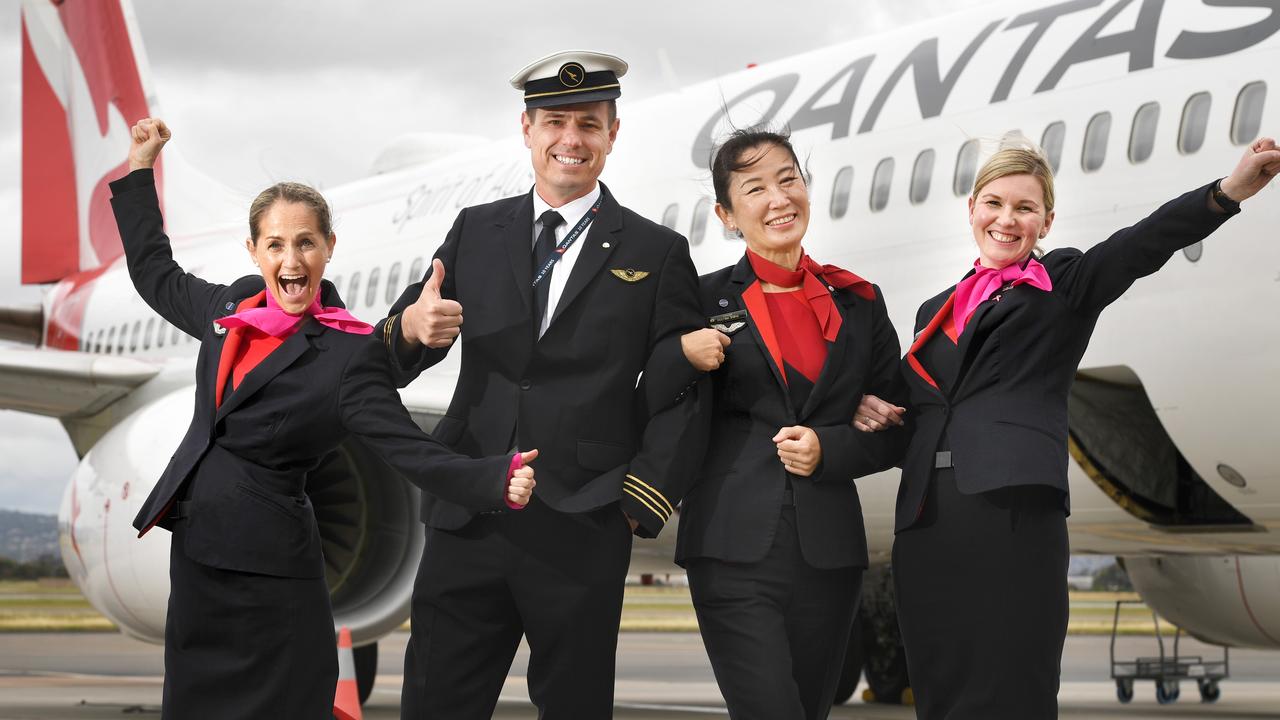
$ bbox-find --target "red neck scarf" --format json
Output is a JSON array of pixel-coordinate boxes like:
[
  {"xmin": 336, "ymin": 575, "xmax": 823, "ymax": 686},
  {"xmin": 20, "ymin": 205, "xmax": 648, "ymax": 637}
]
[
  {"xmin": 952, "ymin": 257, "xmax": 1053, "ymax": 336},
  {"xmin": 746, "ymin": 248, "xmax": 874, "ymax": 342},
  {"xmin": 215, "ymin": 288, "xmax": 373, "ymax": 337}
]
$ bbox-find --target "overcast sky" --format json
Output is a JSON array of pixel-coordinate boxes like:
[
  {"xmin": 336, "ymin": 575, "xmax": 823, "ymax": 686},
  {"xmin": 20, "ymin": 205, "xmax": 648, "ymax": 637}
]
[{"xmin": 0, "ymin": 0, "xmax": 990, "ymax": 513}]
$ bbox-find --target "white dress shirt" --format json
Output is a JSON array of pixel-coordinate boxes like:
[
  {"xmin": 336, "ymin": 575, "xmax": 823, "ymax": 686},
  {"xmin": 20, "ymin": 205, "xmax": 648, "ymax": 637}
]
[{"xmin": 531, "ymin": 183, "xmax": 602, "ymax": 338}]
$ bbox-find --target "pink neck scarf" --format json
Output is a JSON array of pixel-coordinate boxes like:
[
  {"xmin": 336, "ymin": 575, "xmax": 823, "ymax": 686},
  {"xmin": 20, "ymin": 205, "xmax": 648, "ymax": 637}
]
[
  {"xmin": 953, "ymin": 257, "xmax": 1053, "ymax": 336},
  {"xmin": 216, "ymin": 288, "xmax": 373, "ymax": 337}
]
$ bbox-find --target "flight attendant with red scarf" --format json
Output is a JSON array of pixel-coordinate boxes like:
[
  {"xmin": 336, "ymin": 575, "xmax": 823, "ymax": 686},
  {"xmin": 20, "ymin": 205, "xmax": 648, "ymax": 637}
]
[{"xmin": 674, "ymin": 129, "xmax": 906, "ymax": 720}]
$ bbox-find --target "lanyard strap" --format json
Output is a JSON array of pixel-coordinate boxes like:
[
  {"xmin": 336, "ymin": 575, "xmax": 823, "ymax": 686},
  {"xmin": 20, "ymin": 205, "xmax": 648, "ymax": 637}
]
[{"xmin": 532, "ymin": 194, "xmax": 604, "ymax": 288}]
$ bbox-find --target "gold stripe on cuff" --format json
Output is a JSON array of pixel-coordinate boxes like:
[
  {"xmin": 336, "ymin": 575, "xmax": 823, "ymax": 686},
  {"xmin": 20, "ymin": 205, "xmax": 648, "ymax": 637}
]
[
  {"xmin": 623, "ymin": 480, "xmax": 670, "ymax": 522},
  {"xmin": 623, "ymin": 486, "xmax": 667, "ymax": 523},
  {"xmin": 625, "ymin": 474, "xmax": 674, "ymax": 517}
]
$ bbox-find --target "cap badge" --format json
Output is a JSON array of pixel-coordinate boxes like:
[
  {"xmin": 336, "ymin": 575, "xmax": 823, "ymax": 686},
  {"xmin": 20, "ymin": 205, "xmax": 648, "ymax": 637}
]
[{"xmin": 559, "ymin": 62, "xmax": 586, "ymax": 88}]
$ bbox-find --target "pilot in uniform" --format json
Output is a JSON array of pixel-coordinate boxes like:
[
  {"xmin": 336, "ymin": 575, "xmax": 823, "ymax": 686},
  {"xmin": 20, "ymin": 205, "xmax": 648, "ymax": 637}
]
[{"xmin": 377, "ymin": 51, "xmax": 707, "ymax": 719}]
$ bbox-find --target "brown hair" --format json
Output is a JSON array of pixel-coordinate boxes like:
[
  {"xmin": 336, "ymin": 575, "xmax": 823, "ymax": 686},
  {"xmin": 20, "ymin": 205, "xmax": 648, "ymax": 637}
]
[{"xmin": 248, "ymin": 182, "xmax": 333, "ymax": 243}]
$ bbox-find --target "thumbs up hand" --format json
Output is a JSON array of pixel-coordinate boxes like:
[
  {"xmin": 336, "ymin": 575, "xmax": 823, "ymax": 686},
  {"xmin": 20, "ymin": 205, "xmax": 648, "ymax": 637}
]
[
  {"xmin": 506, "ymin": 449, "xmax": 538, "ymax": 508},
  {"xmin": 401, "ymin": 259, "xmax": 464, "ymax": 348}
]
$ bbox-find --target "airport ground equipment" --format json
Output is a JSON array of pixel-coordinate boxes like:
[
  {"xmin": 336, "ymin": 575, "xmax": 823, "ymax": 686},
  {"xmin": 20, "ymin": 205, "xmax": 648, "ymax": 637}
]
[{"xmin": 1109, "ymin": 599, "xmax": 1229, "ymax": 704}]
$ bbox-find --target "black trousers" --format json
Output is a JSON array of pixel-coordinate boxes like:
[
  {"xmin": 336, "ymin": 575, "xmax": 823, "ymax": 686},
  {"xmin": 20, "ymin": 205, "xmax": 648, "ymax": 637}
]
[
  {"xmin": 686, "ymin": 506, "xmax": 863, "ymax": 720},
  {"xmin": 163, "ymin": 522, "xmax": 336, "ymax": 720},
  {"xmin": 893, "ymin": 469, "xmax": 1069, "ymax": 720},
  {"xmin": 400, "ymin": 499, "xmax": 633, "ymax": 719}
]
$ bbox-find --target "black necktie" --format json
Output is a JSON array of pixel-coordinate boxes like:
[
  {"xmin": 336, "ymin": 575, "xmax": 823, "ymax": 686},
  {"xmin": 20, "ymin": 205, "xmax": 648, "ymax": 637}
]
[{"xmin": 532, "ymin": 210, "xmax": 564, "ymax": 333}]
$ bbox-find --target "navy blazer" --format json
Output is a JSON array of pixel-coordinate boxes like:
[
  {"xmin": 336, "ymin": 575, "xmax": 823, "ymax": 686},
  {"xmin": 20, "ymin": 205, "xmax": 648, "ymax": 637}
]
[
  {"xmin": 376, "ymin": 183, "xmax": 706, "ymax": 537},
  {"xmin": 112, "ymin": 170, "xmax": 509, "ymax": 578},
  {"xmin": 896, "ymin": 181, "xmax": 1237, "ymax": 532},
  {"xmin": 675, "ymin": 255, "xmax": 906, "ymax": 569}
]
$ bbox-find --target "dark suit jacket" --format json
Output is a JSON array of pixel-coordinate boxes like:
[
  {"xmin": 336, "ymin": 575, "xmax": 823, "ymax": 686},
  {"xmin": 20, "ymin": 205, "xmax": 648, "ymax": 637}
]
[
  {"xmin": 377, "ymin": 183, "xmax": 706, "ymax": 537},
  {"xmin": 674, "ymin": 255, "xmax": 906, "ymax": 570},
  {"xmin": 111, "ymin": 169, "xmax": 509, "ymax": 578},
  {"xmin": 896, "ymin": 181, "xmax": 1237, "ymax": 532}
]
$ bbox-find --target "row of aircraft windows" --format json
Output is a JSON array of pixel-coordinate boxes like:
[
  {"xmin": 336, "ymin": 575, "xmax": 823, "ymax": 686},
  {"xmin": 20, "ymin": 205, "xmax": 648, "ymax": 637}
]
[
  {"xmin": 75, "ymin": 81, "xmax": 1267, "ymax": 355},
  {"xmin": 673, "ymin": 81, "xmax": 1266, "ymax": 245},
  {"xmin": 79, "ymin": 256, "xmax": 429, "ymax": 355}
]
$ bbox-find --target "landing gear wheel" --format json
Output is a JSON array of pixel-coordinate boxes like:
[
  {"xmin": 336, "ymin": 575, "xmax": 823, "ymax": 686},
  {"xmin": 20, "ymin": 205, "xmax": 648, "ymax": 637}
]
[
  {"xmin": 832, "ymin": 613, "xmax": 866, "ymax": 705},
  {"xmin": 1115, "ymin": 678, "xmax": 1133, "ymax": 704},
  {"xmin": 354, "ymin": 642, "xmax": 378, "ymax": 705},
  {"xmin": 1155, "ymin": 679, "xmax": 1180, "ymax": 704},
  {"xmin": 860, "ymin": 566, "xmax": 910, "ymax": 705},
  {"xmin": 1198, "ymin": 678, "xmax": 1220, "ymax": 703}
]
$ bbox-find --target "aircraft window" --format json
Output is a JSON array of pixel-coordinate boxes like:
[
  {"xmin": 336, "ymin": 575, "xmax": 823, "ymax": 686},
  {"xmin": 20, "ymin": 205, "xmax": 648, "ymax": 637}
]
[
  {"xmin": 1183, "ymin": 241, "xmax": 1203, "ymax": 263},
  {"xmin": 386, "ymin": 262, "xmax": 403, "ymax": 304},
  {"xmin": 366, "ymin": 268, "xmax": 382, "ymax": 308},
  {"xmin": 830, "ymin": 166, "xmax": 853, "ymax": 219},
  {"xmin": 1178, "ymin": 92, "xmax": 1211, "ymax": 154},
  {"xmin": 331, "ymin": 275, "xmax": 343, "ymax": 298},
  {"xmin": 870, "ymin": 158, "xmax": 894, "ymax": 212},
  {"xmin": 953, "ymin": 139, "xmax": 980, "ymax": 196},
  {"xmin": 155, "ymin": 318, "xmax": 166, "ymax": 349},
  {"xmin": 1040, "ymin": 122, "xmax": 1065, "ymax": 174},
  {"xmin": 409, "ymin": 257, "xmax": 425, "ymax": 283},
  {"xmin": 910, "ymin": 150, "xmax": 936, "ymax": 205},
  {"xmin": 106, "ymin": 327, "xmax": 117, "ymax": 354},
  {"xmin": 1231, "ymin": 82, "xmax": 1266, "ymax": 145},
  {"xmin": 1128, "ymin": 103, "xmax": 1159, "ymax": 164},
  {"xmin": 128, "ymin": 320, "xmax": 142, "ymax": 353},
  {"xmin": 347, "ymin": 272, "xmax": 362, "ymax": 311},
  {"xmin": 95, "ymin": 331, "xmax": 105, "ymax": 354},
  {"xmin": 661, "ymin": 203, "xmax": 680, "ymax": 230},
  {"xmin": 689, "ymin": 197, "xmax": 710, "ymax": 246},
  {"xmin": 142, "ymin": 318, "xmax": 155, "ymax": 350},
  {"xmin": 1082, "ymin": 112, "xmax": 1111, "ymax": 172},
  {"xmin": 172, "ymin": 325, "xmax": 182, "ymax": 346}
]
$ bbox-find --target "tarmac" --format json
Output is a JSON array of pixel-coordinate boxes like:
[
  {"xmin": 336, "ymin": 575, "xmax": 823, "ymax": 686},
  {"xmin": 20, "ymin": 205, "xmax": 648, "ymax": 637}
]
[{"xmin": 2, "ymin": 631, "xmax": 1279, "ymax": 718}]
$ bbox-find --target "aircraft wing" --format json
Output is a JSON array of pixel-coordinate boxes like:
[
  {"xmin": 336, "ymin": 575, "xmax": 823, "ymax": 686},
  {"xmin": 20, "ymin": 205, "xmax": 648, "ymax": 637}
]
[{"xmin": 0, "ymin": 347, "xmax": 159, "ymax": 418}]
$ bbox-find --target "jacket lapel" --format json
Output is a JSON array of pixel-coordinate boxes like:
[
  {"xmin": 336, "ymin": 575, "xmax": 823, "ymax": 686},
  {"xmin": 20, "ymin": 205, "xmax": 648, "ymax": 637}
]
[
  {"xmin": 215, "ymin": 318, "xmax": 323, "ymax": 422},
  {"xmin": 549, "ymin": 183, "xmax": 619, "ymax": 327},
  {"xmin": 499, "ymin": 191, "xmax": 536, "ymax": 314},
  {"xmin": 905, "ymin": 289, "xmax": 955, "ymax": 395},
  {"xmin": 212, "ymin": 292, "xmax": 266, "ymax": 409},
  {"xmin": 797, "ymin": 291, "xmax": 853, "ymax": 420},
  {"xmin": 727, "ymin": 256, "xmax": 791, "ymax": 409}
]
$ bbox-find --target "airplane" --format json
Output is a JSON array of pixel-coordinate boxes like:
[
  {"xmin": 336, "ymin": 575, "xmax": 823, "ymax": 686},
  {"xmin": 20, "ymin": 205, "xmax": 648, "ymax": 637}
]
[{"xmin": 3, "ymin": 0, "xmax": 1279, "ymax": 708}]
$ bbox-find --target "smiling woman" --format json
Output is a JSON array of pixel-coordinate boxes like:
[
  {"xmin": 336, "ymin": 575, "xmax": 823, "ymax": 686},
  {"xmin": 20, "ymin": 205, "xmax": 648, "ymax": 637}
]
[
  {"xmin": 245, "ymin": 183, "xmax": 336, "ymax": 315},
  {"xmin": 109, "ymin": 118, "xmax": 538, "ymax": 719}
]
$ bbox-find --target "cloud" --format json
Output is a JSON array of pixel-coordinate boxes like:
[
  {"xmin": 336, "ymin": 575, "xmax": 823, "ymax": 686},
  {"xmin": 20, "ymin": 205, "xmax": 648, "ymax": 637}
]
[{"xmin": 0, "ymin": 412, "xmax": 77, "ymax": 514}]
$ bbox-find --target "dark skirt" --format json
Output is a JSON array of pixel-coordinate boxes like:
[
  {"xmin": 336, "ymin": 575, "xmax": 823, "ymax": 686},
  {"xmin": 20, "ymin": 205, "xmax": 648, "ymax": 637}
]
[
  {"xmin": 163, "ymin": 524, "xmax": 337, "ymax": 719},
  {"xmin": 893, "ymin": 469, "xmax": 1068, "ymax": 720}
]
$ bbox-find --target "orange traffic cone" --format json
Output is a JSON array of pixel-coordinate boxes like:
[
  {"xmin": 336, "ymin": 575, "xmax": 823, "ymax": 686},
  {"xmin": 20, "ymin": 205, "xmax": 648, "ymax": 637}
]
[{"xmin": 333, "ymin": 626, "xmax": 363, "ymax": 720}]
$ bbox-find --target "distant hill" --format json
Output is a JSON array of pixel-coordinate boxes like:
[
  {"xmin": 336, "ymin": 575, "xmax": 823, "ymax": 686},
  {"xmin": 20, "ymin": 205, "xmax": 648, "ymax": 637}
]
[{"xmin": 0, "ymin": 509, "xmax": 59, "ymax": 562}]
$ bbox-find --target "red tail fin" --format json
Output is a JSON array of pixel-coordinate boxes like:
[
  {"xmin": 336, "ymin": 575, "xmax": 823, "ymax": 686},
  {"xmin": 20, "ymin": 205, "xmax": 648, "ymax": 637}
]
[{"xmin": 21, "ymin": 0, "xmax": 161, "ymax": 284}]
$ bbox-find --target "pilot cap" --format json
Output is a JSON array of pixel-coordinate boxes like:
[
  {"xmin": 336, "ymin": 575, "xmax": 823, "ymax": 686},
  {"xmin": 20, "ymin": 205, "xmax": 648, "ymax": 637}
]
[{"xmin": 510, "ymin": 50, "xmax": 628, "ymax": 109}]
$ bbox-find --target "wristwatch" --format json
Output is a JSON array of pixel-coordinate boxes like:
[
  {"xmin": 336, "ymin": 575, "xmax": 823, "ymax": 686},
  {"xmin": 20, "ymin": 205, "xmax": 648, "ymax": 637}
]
[{"xmin": 1211, "ymin": 178, "xmax": 1241, "ymax": 213}]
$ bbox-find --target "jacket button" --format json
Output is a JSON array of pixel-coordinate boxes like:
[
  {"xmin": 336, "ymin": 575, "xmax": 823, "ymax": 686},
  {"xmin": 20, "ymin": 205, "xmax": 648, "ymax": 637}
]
[{"xmin": 519, "ymin": 379, "xmax": 532, "ymax": 390}]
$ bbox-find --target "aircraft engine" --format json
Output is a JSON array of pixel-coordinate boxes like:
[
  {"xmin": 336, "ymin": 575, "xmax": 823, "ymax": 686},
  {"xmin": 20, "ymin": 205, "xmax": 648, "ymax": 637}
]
[
  {"xmin": 1124, "ymin": 555, "xmax": 1280, "ymax": 649},
  {"xmin": 58, "ymin": 386, "xmax": 425, "ymax": 647}
]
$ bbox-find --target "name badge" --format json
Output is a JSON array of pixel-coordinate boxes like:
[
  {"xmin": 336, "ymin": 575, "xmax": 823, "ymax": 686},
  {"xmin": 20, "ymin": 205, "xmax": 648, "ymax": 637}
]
[{"xmin": 709, "ymin": 309, "xmax": 747, "ymax": 335}]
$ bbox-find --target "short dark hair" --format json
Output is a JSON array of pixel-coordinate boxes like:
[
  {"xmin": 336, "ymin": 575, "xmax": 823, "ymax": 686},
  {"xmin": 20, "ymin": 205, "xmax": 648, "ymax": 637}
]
[
  {"xmin": 248, "ymin": 182, "xmax": 333, "ymax": 243},
  {"xmin": 710, "ymin": 128, "xmax": 804, "ymax": 210},
  {"xmin": 526, "ymin": 99, "xmax": 617, "ymax": 124}
]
